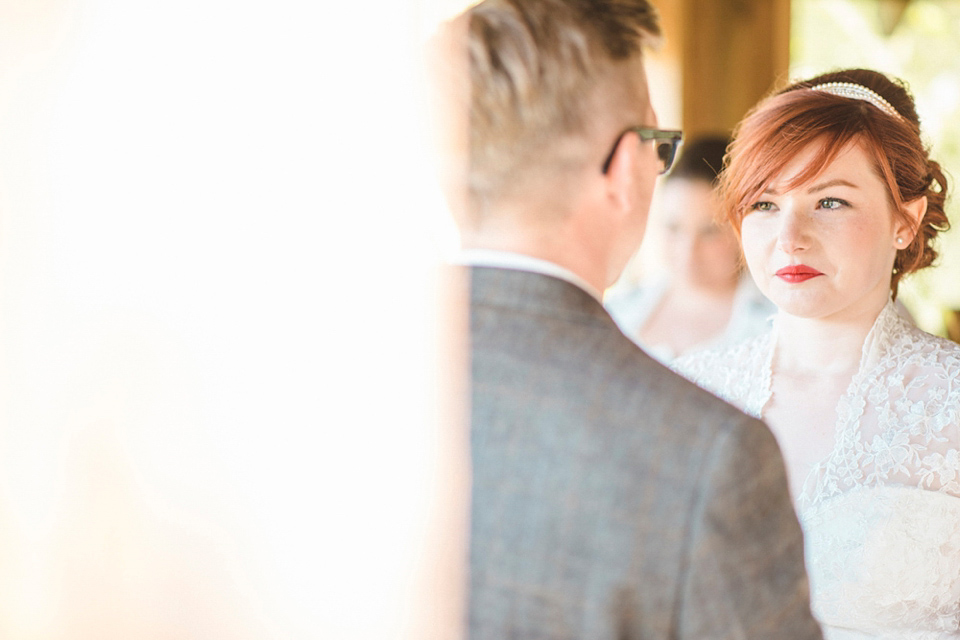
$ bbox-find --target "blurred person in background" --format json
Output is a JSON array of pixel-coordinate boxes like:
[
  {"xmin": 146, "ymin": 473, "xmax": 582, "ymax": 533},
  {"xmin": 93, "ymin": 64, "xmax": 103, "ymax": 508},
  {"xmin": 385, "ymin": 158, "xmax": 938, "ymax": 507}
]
[{"xmin": 607, "ymin": 136, "xmax": 774, "ymax": 363}]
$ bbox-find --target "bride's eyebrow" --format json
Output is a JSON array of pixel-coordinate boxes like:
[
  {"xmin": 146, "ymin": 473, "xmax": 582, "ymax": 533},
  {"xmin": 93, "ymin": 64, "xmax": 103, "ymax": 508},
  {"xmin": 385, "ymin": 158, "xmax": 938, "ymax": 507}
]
[{"xmin": 806, "ymin": 179, "xmax": 858, "ymax": 193}]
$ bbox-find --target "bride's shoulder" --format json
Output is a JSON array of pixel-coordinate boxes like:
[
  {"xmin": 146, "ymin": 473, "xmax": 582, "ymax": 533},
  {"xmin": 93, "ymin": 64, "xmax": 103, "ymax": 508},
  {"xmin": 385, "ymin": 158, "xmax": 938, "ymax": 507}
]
[
  {"xmin": 866, "ymin": 309, "xmax": 960, "ymax": 454},
  {"xmin": 673, "ymin": 332, "xmax": 770, "ymax": 373},
  {"xmin": 671, "ymin": 332, "xmax": 772, "ymax": 416},
  {"xmin": 869, "ymin": 311, "xmax": 960, "ymax": 417},
  {"xmin": 880, "ymin": 309, "xmax": 960, "ymax": 370}
]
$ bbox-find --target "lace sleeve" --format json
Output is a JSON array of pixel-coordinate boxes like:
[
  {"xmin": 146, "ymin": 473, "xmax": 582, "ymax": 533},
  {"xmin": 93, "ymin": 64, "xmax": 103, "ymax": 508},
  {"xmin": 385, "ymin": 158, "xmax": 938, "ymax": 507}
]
[
  {"xmin": 805, "ymin": 315, "xmax": 960, "ymax": 505},
  {"xmin": 672, "ymin": 332, "xmax": 773, "ymax": 419},
  {"xmin": 854, "ymin": 331, "xmax": 960, "ymax": 497}
]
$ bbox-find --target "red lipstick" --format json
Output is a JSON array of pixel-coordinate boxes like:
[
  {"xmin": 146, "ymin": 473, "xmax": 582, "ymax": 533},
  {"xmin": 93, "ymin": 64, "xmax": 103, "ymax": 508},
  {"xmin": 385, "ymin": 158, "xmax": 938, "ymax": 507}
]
[{"xmin": 776, "ymin": 265, "xmax": 823, "ymax": 283}]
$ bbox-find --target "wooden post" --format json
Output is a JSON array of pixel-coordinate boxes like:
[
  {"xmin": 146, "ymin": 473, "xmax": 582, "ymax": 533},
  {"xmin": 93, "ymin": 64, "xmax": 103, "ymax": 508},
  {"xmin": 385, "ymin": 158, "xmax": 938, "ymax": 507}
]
[{"xmin": 656, "ymin": 0, "xmax": 791, "ymax": 139}]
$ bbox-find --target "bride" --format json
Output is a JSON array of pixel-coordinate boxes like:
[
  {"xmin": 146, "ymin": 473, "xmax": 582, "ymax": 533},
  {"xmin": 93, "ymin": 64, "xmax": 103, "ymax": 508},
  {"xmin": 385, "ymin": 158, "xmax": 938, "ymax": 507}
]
[{"xmin": 675, "ymin": 68, "xmax": 960, "ymax": 639}]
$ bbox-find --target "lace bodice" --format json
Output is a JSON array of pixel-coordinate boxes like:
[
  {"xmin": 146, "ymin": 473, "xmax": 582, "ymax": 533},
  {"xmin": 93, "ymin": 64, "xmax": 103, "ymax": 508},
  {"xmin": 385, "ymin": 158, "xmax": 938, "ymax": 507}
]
[{"xmin": 675, "ymin": 301, "xmax": 960, "ymax": 639}]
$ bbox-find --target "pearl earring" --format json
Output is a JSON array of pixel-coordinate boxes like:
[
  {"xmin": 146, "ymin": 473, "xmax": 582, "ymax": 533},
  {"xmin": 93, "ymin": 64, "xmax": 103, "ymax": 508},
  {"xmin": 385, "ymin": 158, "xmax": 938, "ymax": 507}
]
[{"xmin": 896, "ymin": 237, "xmax": 904, "ymax": 245}]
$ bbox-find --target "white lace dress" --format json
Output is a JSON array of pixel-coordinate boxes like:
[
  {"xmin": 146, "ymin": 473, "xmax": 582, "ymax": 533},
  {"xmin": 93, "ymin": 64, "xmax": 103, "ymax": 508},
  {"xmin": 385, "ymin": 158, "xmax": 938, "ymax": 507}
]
[{"xmin": 675, "ymin": 300, "xmax": 960, "ymax": 639}]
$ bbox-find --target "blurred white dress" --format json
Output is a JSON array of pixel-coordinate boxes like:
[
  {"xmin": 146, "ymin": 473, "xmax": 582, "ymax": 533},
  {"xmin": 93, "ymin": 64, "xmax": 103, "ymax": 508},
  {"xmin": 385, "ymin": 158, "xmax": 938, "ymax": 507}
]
[
  {"xmin": 605, "ymin": 275, "xmax": 774, "ymax": 364},
  {"xmin": 675, "ymin": 300, "xmax": 960, "ymax": 639}
]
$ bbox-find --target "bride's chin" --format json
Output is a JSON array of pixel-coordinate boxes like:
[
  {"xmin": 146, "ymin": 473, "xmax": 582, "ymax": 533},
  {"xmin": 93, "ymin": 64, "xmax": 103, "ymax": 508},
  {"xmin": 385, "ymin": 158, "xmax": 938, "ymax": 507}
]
[{"xmin": 767, "ymin": 295, "xmax": 835, "ymax": 320}]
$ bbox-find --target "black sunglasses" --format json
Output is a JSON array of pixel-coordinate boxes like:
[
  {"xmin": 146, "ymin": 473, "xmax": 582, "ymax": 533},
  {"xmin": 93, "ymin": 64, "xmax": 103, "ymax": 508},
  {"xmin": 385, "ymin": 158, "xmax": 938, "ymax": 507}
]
[{"xmin": 601, "ymin": 127, "xmax": 683, "ymax": 175}]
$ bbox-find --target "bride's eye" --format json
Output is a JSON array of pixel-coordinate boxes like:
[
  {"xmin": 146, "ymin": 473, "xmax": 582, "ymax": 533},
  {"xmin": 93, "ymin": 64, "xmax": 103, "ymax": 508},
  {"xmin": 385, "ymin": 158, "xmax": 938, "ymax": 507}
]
[
  {"xmin": 819, "ymin": 197, "xmax": 849, "ymax": 210},
  {"xmin": 750, "ymin": 201, "xmax": 775, "ymax": 212}
]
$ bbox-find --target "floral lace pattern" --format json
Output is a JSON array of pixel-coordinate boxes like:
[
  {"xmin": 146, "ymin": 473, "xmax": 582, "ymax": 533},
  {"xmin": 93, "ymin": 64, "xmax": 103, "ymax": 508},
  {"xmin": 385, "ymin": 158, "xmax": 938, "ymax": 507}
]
[
  {"xmin": 803, "ymin": 486, "xmax": 960, "ymax": 639},
  {"xmin": 674, "ymin": 301, "xmax": 960, "ymax": 638}
]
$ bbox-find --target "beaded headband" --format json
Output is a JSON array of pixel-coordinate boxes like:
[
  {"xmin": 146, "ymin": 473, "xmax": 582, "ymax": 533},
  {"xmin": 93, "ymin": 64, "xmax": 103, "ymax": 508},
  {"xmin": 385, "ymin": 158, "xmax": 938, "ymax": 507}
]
[{"xmin": 809, "ymin": 81, "xmax": 905, "ymax": 122}]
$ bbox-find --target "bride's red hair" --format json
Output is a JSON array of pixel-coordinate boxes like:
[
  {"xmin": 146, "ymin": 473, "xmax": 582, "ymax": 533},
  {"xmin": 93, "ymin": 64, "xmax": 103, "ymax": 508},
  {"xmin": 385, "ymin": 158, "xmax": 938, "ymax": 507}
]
[{"xmin": 719, "ymin": 69, "xmax": 949, "ymax": 297}]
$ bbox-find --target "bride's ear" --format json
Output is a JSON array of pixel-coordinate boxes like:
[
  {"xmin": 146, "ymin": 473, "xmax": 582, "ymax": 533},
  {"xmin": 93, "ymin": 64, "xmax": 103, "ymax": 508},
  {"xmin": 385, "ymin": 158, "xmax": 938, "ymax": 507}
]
[{"xmin": 895, "ymin": 195, "xmax": 927, "ymax": 247}]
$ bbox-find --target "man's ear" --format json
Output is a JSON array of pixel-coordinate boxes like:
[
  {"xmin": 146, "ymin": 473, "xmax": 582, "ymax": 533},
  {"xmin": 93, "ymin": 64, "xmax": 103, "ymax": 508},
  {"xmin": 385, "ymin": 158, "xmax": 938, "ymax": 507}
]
[
  {"xmin": 603, "ymin": 130, "xmax": 639, "ymax": 215},
  {"xmin": 895, "ymin": 195, "xmax": 927, "ymax": 247}
]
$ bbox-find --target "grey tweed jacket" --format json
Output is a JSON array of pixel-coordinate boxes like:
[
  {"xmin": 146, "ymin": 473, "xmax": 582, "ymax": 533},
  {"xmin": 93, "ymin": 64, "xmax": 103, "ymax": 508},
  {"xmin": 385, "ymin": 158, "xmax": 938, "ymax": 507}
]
[{"xmin": 468, "ymin": 266, "xmax": 822, "ymax": 640}]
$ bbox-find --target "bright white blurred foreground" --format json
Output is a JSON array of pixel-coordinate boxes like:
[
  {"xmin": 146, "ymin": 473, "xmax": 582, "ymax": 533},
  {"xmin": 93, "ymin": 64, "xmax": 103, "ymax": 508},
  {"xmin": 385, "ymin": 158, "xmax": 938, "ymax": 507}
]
[{"xmin": 0, "ymin": 1, "xmax": 466, "ymax": 638}]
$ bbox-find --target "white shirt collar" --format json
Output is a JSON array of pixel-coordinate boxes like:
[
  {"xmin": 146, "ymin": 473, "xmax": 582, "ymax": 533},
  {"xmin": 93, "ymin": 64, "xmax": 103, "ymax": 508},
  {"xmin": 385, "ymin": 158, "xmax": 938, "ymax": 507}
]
[{"xmin": 455, "ymin": 249, "xmax": 603, "ymax": 302}]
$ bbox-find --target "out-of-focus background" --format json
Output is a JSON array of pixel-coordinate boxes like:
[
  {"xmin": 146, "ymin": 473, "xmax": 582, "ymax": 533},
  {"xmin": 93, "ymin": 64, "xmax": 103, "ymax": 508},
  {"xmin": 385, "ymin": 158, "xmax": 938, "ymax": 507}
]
[{"xmin": 0, "ymin": 0, "xmax": 466, "ymax": 638}]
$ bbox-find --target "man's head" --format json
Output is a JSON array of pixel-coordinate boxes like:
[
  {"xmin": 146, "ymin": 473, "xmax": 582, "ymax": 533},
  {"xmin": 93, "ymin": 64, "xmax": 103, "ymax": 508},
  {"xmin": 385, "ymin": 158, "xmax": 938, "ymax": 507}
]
[
  {"xmin": 449, "ymin": 0, "xmax": 664, "ymax": 289},
  {"xmin": 463, "ymin": 0, "xmax": 661, "ymax": 216}
]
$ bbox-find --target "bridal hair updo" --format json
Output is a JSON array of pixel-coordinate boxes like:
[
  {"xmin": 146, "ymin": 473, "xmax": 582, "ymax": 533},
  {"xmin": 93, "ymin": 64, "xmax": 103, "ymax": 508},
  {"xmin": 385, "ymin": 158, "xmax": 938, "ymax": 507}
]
[{"xmin": 719, "ymin": 68, "xmax": 950, "ymax": 297}]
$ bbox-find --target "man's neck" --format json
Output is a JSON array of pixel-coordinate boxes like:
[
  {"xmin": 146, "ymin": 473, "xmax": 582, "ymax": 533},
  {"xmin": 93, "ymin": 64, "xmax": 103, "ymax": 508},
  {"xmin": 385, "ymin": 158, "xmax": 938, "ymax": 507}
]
[
  {"xmin": 462, "ymin": 239, "xmax": 609, "ymax": 295},
  {"xmin": 457, "ymin": 248, "xmax": 604, "ymax": 301},
  {"xmin": 461, "ymin": 210, "xmax": 615, "ymax": 295}
]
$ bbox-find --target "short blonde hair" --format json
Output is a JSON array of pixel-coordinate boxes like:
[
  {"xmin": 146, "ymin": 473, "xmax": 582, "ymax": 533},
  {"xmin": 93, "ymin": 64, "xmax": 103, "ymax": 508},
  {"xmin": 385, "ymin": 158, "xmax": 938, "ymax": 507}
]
[{"xmin": 465, "ymin": 0, "xmax": 660, "ymax": 216}]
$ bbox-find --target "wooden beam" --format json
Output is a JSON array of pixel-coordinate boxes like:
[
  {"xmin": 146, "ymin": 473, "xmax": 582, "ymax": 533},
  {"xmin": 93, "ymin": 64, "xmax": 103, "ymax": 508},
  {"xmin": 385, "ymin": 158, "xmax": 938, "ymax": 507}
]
[{"xmin": 657, "ymin": 0, "xmax": 791, "ymax": 138}]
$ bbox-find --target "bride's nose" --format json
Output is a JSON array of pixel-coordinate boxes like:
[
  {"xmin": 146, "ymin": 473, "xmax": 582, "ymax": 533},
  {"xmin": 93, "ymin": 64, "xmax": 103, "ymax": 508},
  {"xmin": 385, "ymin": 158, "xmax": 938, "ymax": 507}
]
[{"xmin": 776, "ymin": 207, "xmax": 811, "ymax": 254}]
